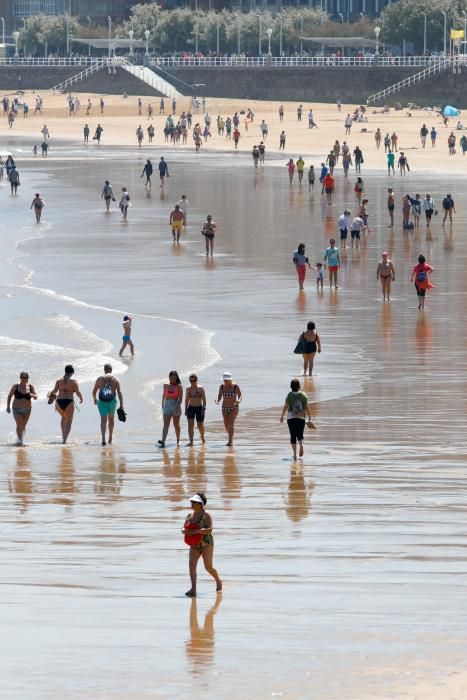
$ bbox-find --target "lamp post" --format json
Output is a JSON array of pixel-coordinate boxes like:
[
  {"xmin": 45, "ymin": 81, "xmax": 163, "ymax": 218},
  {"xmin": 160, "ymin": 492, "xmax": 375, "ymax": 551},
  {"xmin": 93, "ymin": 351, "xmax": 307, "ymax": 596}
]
[
  {"xmin": 87, "ymin": 16, "xmax": 91, "ymax": 57},
  {"xmin": 237, "ymin": 14, "xmax": 241, "ymax": 54},
  {"xmin": 266, "ymin": 27, "xmax": 272, "ymax": 56},
  {"xmin": 300, "ymin": 13, "xmax": 303, "ymax": 54},
  {"xmin": 279, "ymin": 13, "xmax": 283, "ymax": 56},
  {"xmin": 441, "ymin": 10, "xmax": 447, "ymax": 55},
  {"xmin": 374, "ymin": 24, "xmax": 380, "ymax": 54},
  {"xmin": 257, "ymin": 13, "xmax": 262, "ymax": 56},
  {"xmin": 145, "ymin": 29, "xmax": 150, "ymax": 56},
  {"xmin": 360, "ymin": 12, "xmax": 364, "ymax": 22},
  {"xmin": 0, "ymin": 16, "xmax": 5, "ymax": 45},
  {"xmin": 422, "ymin": 11, "xmax": 426, "ymax": 56},
  {"xmin": 129, "ymin": 29, "xmax": 134, "ymax": 56},
  {"xmin": 216, "ymin": 14, "xmax": 220, "ymax": 55},
  {"xmin": 107, "ymin": 16, "xmax": 111, "ymax": 61},
  {"xmin": 12, "ymin": 30, "xmax": 19, "ymax": 58},
  {"xmin": 462, "ymin": 11, "xmax": 467, "ymax": 58},
  {"xmin": 338, "ymin": 12, "xmax": 344, "ymax": 24},
  {"xmin": 66, "ymin": 14, "xmax": 70, "ymax": 55}
]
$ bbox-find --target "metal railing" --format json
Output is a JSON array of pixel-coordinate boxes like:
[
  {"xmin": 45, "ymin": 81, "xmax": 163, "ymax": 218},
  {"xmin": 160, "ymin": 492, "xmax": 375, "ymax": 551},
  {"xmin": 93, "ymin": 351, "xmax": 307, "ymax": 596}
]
[
  {"xmin": 367, "ymin": 57, "xmax": 453, "ymax": 103},
  {"xmin": 51, "ymin": 59, "xmax": 108, "ymax": 91},
  {"xmin": 151, "ymin": 55, "xmax": 465, "ymax": 69},
  {"xmin": 0, "ymin": 56, "xmax": 102, "ymax": 66},
  {"xmin": 119, "ymin": 59, "xmax": 180, "ymax": 98}
]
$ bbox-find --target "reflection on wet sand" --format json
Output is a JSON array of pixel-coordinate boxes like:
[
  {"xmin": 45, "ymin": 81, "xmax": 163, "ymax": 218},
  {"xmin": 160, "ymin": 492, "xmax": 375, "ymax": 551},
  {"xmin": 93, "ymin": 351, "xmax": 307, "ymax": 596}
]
[
  {"xmin": 221, "ymin": 451, "xmax": 241, "ymax": 506},
  {"xmin": 285, "ymin": 464, "xmax": 314, "ymax": 523},
  {"xmin": 186, "ymin": 447, "xmax": 207, "ymax": 496},
  {"xmin": 185, "ymin": 593, "xmax": 222, "ymax": 673},
  {"xmin": 379, "ymin": 302, "xmax": 395, "ymax": 350},
  {"xmin": 414, "ymin": 312, "xmax": 433, "ymax": 356},
  {"xmin": 94, "ymin": 448, "xmax": 127, "ymax": 499},
  {"xmin": 162, "ymin": 449, "xmax": 184, "ymax": 506},
  {"xmin": 51, "ymin": 447, "xmax": 76, "ymax": 509},
  {"xmin": 8, "ymin": 449, "xmax": 33, "ymax": 513}
]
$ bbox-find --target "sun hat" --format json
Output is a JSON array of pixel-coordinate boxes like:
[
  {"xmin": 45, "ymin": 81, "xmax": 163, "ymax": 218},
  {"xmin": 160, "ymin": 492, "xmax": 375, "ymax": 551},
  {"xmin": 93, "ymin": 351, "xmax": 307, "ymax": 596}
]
[
  {"xmin": 223, "ymin": 372, "xmax": 232, "ymax": 381},
  {"xmin": 190, "ymin": 494, "xmax": 204, "ymax": 504}
]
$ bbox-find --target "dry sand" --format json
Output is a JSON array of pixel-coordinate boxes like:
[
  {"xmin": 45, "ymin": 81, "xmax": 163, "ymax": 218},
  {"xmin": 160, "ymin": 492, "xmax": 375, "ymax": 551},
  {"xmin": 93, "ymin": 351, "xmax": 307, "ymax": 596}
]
[{"xmin": 2, "ymin": 90, "xmax": 465, "ymax": 172}]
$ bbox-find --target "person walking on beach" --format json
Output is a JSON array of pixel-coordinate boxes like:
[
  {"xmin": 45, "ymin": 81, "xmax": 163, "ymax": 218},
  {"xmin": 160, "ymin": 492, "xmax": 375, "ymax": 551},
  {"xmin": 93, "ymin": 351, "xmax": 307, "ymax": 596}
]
[
  {"xmin": 296, "ymin": 321, "xmax": 321, "ymax": 376},
  {"xmin": 83, "ymin": 124, "xmax": 90, "ymax": 143},
  {"xmin": 430, "ymin": 126, "xmax": 437, "ymax": 147},
  {"xmin": 279, "ymin": 131, "xmax": 286, "ymax": 150},
  {"xmin": 375, "ymin": 128, "xmax": 382, "ymax": 149},
  {"xmin": 442, "ymin": 194, "xmax": 456, "ymax": 224},
  {"xmin": 280, "ymin": 379, "xmax": 316, "ymax": 461},
  {"xmin": 48, "ymin": 365, "xmax": 83, "ymax": 444},
  {"xmin": 141, "ymin": 159, "xmax": 153, "ymax": 187},
  {"xmin": 354, "ymin": 177, "xmax": 364, "ymax": 204},
  {"xmin": 338, "ymin": 209, "xmax": 351, "ymax": 248},
  {"xmin": 423, "ymin": 193, "xmax": 436, "ymax": 227},
  {"xmin": 297, "ymin": 104, "xmax": 303, "ymax": 121},
  {"xmin": 252, "ymin": 145, "xmax": 260, "ymax": 168},
  {"xmin": 387, "ymin": 151, "xmax": 395, "ymax": 175},
  {"xmin": 202, "ymin": 214, "xmax": 216, "ymax": 256},
  {"xmin": 344, "ymin": 114, "xmax": 352, "ymax": 134},
  {"xmin": 387, "ymin": 188, "xmax": 395, "ymax": 227},
  {"xmin": 323, "ymin": 172, "xmax": 334, "ymax": 205},
  {"xmin": 293, "ymin": 243, "xmax": 311, "ymax": 290},
  {"xmin": 258, "ymin": 141, "xmax": 265, "ymax": 163},
  {"xmin": 136, "ymin": 125, "xmax": 144, "ymax": 147},
  {"xmin": 182, "ymin": 493, "xmax": 222, "ymax": 597},
  {"xmin": 324, "ymin": 239, "xmax": 340, "ymax": 289},
  {"xmin": 185, "ymin": 374, "xmax": 206, "ymax": 446},
  {"xmin": 119, "ymin": 316, "xmax": 134, "ymax": 357},
  {"xmin": 279, "ymin": 104, "xmax": 284, "ymax": 122},
  {"xmin": 326, "ymin": 150, "xmax": 336, "ymax": 175},
  {"xmin": 170, "ymin": 204, "xmax": 185, "ymax": 243},
  {"xmin": 407, "ymin": 193, "xmax": 422, "ymax": 228},
  {"xmin": 158, "ymin": 370, "xmax": 183, "ymax": 448},
  {"xmin": 99, "ymin": 97, "xmax": 104, "ymax": 114},
  {"xmin": 308, "ymin": 164, "xmax": 315, "ymax": 191},
  {"xmin": 287, "ymin": 159, "xmax": 295, "ymax": 185},
  {"xmin": 92, "ymin": 364, "xmax": 124, "ymax": 446},
  {"xmin": 94, "ymin": 124, "xmax": 103, "ymax": 144},
  {"xmin": 391, "ymin": 132, "xmax": 398, "ymax": 152},
  {"xmin": 350, "ymin": 215, "xmax": 365, "ymax": 249},
  {"xmin": 101, "ymin": 180, "xmax": 115, "ymax": 211},
  {"xmin": 119, "ymin": 187, "xmax": 130, "ymax": 221},
  {"xmin": 411, "ymin": 254, "xmax": 434, "ymax": 310},
  {"xmin": 177, "ymin": 194, "xmax": 189, "ymax": 222},
  {"xmin": 159, "ymin": 157, "xmax": 169, "ymax": 187},
  {"xmin": 460, "ymin": 134, "xmax": 467, "ymax": 155},
  {"xmin": 376, "ymin": 252, "xmax": 395, "ymax": 302},
  {"xmin": 148, "ymin": 124, "xmax": 155, "ymax": 142},
  {"xmin": 41, "ymin": 124, "xmax": 49, "ymax": 140},
  {"xmin": 398, "ymin": 152, "xmax": 409, "ymax": 175},
  {"xmin": 296, "ymin": 156, "xmax": 305, "ymax": 183},
  {"xmin": 384, "ymin": 133, "xmax": 391, "ymax": 152},
  {"xmin": 216, "ymin": 372, "xmax": 241, "ymax": 447},
  {"xmin": 420, "ymin": 124, "xmax": 428, "ymax": 148},
  {"xmin": 9, "ymin": 166, "xmax": 20, "ymax": 195},
  {"xmin": 30, "ymin": 193, "xmax": 45, "ymax": 223},
  {"xmin": 353, "ymin": 146, "xmax": 363, "ymax": 173},
  {"xmin": 260, "ymin": 119, "xmax": 268, "ymax": 139},
  {"xmin": 448, "ymin": 132, "xmax": 456, "ymax": 155},
  {"xmin": 6, "ymin": 371, "xmax": 37, "ymax": 446},
  {"xmin": 160, "ymin": 97, "xmax": 165, "ymax": 114}
]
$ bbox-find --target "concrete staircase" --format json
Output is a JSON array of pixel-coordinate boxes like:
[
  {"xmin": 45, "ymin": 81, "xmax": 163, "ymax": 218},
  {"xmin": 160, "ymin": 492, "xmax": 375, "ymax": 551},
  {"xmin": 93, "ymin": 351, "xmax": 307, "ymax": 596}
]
[
  {"xmin": 51, "ymin": 59, "xmax": 108, "ymax": 92},
  {"xmin": 367, "ymin": 57, "xmax": 453, "ymax": 104}
]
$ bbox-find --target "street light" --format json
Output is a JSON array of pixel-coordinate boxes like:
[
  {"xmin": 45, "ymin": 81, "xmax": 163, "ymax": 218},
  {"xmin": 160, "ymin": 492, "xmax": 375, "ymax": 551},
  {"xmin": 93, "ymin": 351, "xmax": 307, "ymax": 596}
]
[
  {"xmin": 12, "ymin": 30, "xmax": 19, "ymax": 58},
  {"xmin": 107, "ymin": 16, "xmax": 111, "ymax": 61},
  {"xmin": 422, "ymin": 11, "xmax": 427, "ymax": 56},
  {"xmin": 266, "ymin": 27, "xmax": 272, "ymax": 56},
  {"xmin": 299, "ymin": 13, "xmax": 303, "ymax": 54},
  {"xmin": 462, "ymin": 11, "xmax": 467, "ymax": 58},
  {"xmin": 360, "ymin": 12, "xmax": 365, "ymax": 23},
  {"xmin": 279, "ymin": 13, "xmax": 283, "ymax": 56},
  {"xmin": 86, "ymin": 16, "xmax": 91, "ymax": 57},
  {"xmin": 257, "ymin": 13, "xmax": 262, "ymax": 56},
  {"xmin": 338, "ymin": 12, "xmax": 344, "ymax": 24},
  {"xmin": 0, "ymin": 16, "xmax": 5, "ymax": 45},
  {"xmin": 441, "ymin": 10, "xmax": 447, "ymax": 56},
  {"xmin": 66, "ymin": 14, "xmax": 70, "ymax": 55},
  {"xmin": 145, "ymin": 29, "xmax": 150, "ymax": 56},
  {"xmin": 216, "ymin": 14, "xmax": 220, "ymax": 55},
  {"xmin": 237, "ymin": 15, "xmax": 241, "ymax": 54},
  {"xmin": 374, "ymin": 24, "xmax": 380, "ymax": 54},
  {"xmin": 129, "ymin": 29, "xmax": 134, "ymax": 56}
]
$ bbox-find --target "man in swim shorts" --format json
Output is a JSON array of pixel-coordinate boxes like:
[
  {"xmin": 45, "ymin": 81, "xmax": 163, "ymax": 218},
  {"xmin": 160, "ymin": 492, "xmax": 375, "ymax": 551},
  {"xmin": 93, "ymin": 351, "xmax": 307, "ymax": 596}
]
[
  {"xmin": 92, "ymin": 364, "xmax": 124, "ymax": 446},
  {"xmin": 170, "ymin": 204, "xmax": 185, "ymax": 242},
  {"xmin": 119, "ymin": 316, "xmax": 134, "ymax": 357}
]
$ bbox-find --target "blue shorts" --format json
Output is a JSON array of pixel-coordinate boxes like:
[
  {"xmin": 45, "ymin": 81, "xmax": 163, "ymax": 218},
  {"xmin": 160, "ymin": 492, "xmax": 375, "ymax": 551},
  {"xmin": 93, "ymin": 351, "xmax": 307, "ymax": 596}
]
[
  {"xmin": 97, "ymin": 399, "xmax": 117, "ymax": 417},
  {"xmin": 122, "ymin": 335, "xmax": 131, "ymax": 342}
]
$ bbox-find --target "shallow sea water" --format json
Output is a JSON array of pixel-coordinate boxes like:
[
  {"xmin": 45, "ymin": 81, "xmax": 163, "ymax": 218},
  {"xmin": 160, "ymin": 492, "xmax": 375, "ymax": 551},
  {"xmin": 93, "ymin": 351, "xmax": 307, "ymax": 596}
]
[{"xmin": 0, "ymin": 141, "xmax": 466, "ymax": 699}]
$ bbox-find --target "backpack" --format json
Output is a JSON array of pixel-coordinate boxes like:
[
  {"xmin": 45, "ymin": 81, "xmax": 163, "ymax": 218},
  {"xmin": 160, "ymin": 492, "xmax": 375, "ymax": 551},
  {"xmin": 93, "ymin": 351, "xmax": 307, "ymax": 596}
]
[
  {"xmin": 416, "ymin": 269, "xmax": 427, "ymax": 283},
  {"xmin": 99, "ymin": 380, "xmax": 115, "ymax": 403}
]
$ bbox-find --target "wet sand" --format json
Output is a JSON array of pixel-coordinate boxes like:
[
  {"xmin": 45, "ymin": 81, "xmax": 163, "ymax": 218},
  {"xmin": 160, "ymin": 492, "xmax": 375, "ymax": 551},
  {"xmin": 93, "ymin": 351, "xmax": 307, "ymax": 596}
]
[{"xmin": 0, "ymin": 136, "xmax": 466, "ymax": 698}]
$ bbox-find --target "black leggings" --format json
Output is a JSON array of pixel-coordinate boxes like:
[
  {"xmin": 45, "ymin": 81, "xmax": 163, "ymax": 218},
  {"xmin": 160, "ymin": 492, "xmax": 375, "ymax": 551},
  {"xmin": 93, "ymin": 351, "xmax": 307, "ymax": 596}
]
[
  {"xmin": 415, "ymin": 284, "xmax": 426, "ymax": 297},
  {"xmin": 287, "ymin": 418, "xmax": 305, "ymax": 444}
]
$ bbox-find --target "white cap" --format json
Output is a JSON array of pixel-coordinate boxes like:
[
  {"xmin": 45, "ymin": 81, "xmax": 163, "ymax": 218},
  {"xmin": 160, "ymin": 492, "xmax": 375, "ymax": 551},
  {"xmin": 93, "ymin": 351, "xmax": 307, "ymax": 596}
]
[
  {"xmin": 223, "ymin": 372, "xmax": 233, "ymax": 380},
  {"xmin": 190, "ymin": 494, "xmax": 204, "ymax": 504}
]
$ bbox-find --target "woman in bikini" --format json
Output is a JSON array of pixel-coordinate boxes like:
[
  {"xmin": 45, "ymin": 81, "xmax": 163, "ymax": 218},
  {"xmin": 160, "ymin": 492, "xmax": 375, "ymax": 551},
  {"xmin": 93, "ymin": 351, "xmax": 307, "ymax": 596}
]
[
  {"xmin": 158, "ymin": 370, "xmax": 183, "ymax": 448},
  {"xmin": 216, "ymin": 372, "xmax": 242, "ymax": 447},
  {"xmin": 182, "ymin": 492, "xmax": 222, "ymax": 597},
  {"xmin": 49, "ymin": 365, "xmax": 83, "ymax": 444},
  {"xmin": 376, "ymin": 252, "xmax": 396, "ymax": 302},
  {"xmin": 6, "ymin": 371, "xmax": 38, "ymax": 445},
  {"xmin": 185, "ymin": 374, "xmax": 206, "ymax": 446},
  {"xmin": 354, "ymin": 177, "xmax": 365, "ymax": 204},
  {"xmin": 299, "ymin": 321, "xmax": 321, "ymax": 376}
]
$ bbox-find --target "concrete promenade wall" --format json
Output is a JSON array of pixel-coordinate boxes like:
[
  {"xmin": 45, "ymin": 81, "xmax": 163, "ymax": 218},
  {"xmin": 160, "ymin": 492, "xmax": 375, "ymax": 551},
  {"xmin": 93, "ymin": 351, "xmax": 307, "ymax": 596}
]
[
  {"xmin": 162, "ymin": 66, "xmax": 467, "ymax": 108},
  {"xmin": 0, "ymin": 67, "xmax": 162, "ymax": 96}
]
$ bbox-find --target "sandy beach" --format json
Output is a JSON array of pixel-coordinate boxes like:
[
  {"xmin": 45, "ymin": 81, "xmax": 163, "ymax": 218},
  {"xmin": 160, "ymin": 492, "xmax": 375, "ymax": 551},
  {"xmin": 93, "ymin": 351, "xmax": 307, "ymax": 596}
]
[
  {"xmin": 2, "ymin": 90, "xmax": 465, "ymax": 172},
  {"xmin": 0, "ymin": 92, "xmax": 466, "ymax": 699}
]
